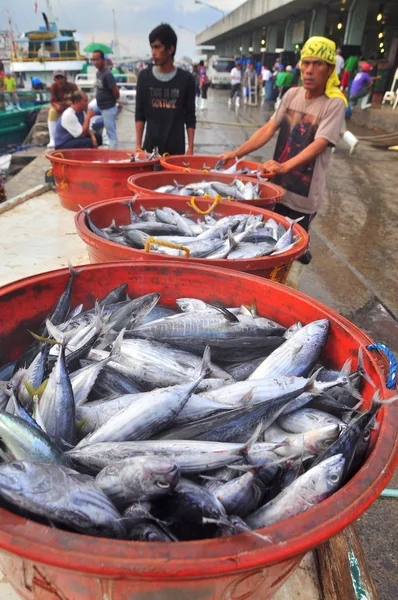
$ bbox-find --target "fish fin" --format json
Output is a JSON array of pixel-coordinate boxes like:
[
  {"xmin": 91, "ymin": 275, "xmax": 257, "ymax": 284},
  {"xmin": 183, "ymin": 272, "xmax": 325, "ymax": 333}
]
[
  {"xmin": 241, "ymin": 422, "xmax": 263, "ymax": 455},
  {"xmin": 371, "ymin": 389, "xmax": 398, "ymax": 409},
  {"xmin": 291, "ymin": 342, "xmax": 304, "ymax": 356},
  {"xmin": 357, "ymin": 347, "xmax": 376, "ymax": 389},
  {"xmin": 305, "ymin": 367, "xmax": 324, "ymax": 394},
  {"xmin": 286, "ymin": 216, "xmax": 305, "ymax": 226},
  {"xmin": 341, "ymin": 382, "xmax": 363, "ymax": 402},
  {"xmin": 208, "ymin": 302, "xmax": 239, "ymax": 323},
  {"xmin": 76, "ymin": 417, "xmax": 88, "ymax": 431},
  {"xmin": 23, "ymin": 380, "xmax": 37, "ymax": 400},
  {"xmin": 239, "ymin": 305, "xmax": 252, "ymax": 316},
  {"xmin": 27, "ymin": 330, "xmax": 60, "ymax": 346},
  {"xmin": 45, "ymin": 319, "xmax": 65, "ymax": 344},
  {"xmin": 238, "ymin": 390, "xmax": 254, "ymax": 406},
  {"xmin": 59, "ymin": 438, "xmax": 75, "ymax": 449},
  {"xmin": 339, "ymin": 358, "xmax": 353, "ymax": 378},
  {"xmin": 199, "ymin": 345, "xmax": 212, "ymax": 379},
  {"xmin": 111, "ymin": 329, "xmax": 125, "ymax": 361},
  {"xmin": 67, "ymin": 261, "xmax": 79, "ymax": 280}
]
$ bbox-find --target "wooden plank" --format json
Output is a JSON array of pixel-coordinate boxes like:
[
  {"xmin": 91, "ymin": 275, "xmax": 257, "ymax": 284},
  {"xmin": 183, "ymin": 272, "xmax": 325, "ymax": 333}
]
[{"xmin": 315, "ymin": 525, "xmax": 378, "ymax": 600}]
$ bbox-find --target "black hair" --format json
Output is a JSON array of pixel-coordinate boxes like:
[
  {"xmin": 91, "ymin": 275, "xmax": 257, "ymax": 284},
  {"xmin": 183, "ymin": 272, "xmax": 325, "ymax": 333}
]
[
  {"xmin": 199, "ymin": 60, "xmax": 204, "ymax": 66},
  {"xmin": 149, "ymin": 23, "xmax": 177, "ymax": 58},
  {"xmin": 93, "ymin": 49, "xmax": 105, "ymax": 59},
  {"xmin": 71, "ymin": 91, "xmax": 85, "ymax": 103}
]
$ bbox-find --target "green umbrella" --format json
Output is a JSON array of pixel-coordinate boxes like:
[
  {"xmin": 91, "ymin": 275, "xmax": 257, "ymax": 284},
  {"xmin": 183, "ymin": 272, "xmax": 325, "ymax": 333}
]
[{"xmin": 83, "ymin": 43, "xmax": 113, "ymax": 54}]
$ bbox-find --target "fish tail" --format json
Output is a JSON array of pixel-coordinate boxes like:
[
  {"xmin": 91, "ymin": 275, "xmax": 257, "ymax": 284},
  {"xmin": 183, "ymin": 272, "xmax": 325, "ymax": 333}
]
[
  {"xmin": 372, "ymin": 389, "xmax": 398, "ymax": 410},
  {"xmin": 241, "ymin": 422, "xmax": 263, "ymax": 456},
  {"xmin": 357, "ymin": 346, "xmax": 376, "ymax": 389},
  {"xmin": 199, "ymin": 345, "xmax": 212, "ymax": 379}
]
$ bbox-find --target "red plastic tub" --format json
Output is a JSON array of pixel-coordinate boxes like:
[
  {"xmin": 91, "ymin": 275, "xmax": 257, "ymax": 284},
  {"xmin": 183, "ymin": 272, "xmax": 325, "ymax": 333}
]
[
  {"xmin": 127, "ymin": 171, "xmax": 284, "ymax": 210},
  {"xmin": 46, "ymin": 149, "xmax": 160, "ymax": 211},
  {"xmin": 0, "ymin": 262, "xmax": 396, "ymax": 600},
  {"xmin": 160, "ymin": 154, "xmax": 263, "ymax": 177},
  {"xmin": 75, "ymin": 196, "xmax": 309, "ymax": 283}
]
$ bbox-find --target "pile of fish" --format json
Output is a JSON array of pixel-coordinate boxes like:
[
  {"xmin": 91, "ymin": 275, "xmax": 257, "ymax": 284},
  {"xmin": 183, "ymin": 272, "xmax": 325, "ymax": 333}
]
[
  {"xmin": 83, "ymin": 204, "xmax": 302, "ymax": 259},
  {"xmin": 182, "ymin": 158, "xmax": 260, "ymax": 176},
  {"xmin": 154, "ymin": 177, "xmax": 262, "ymax": 201},
  {"xmin": 0, "ymin": 272, "xmax": 390, "ymax": 543},
  {"xmin": 93, "ymin": 148, "xmax": 161, "ymax": 164}
]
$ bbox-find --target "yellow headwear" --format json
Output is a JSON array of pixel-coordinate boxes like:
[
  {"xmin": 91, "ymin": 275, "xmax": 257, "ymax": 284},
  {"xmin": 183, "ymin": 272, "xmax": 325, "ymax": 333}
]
[{"xmin": 301, "ymin": 36, "xmax": 347, "ymax": 107}]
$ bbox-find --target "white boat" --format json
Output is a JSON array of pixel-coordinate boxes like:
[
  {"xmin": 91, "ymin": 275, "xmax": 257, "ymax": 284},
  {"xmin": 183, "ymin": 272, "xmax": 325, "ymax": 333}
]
[{"xmin": 10, "ymin": 2, "xmax": 86, "ymax": 89}]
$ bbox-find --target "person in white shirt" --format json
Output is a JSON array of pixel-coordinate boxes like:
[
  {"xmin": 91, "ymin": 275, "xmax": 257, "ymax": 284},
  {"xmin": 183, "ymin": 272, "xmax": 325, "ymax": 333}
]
[
  {"xmin": 336, "ymin": 48, "xmax": 345, "ymax": 78},
  {"xmin": 228, "ymin": 59, "xmax": 243, "ymax": 107},
  {"xmin": 54, "ymin": 91, "xmax": 100, "ymax": 150},
  {"xmin": 261, "ymin": 65, "xmax": 273, "ymax": 101}
]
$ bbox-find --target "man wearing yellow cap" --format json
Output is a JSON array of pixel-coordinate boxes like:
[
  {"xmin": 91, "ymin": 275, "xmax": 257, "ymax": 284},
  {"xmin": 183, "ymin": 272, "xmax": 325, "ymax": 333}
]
[{"xmin": 220, "ymin": 36, "xmax": 347, "ymax": 264}]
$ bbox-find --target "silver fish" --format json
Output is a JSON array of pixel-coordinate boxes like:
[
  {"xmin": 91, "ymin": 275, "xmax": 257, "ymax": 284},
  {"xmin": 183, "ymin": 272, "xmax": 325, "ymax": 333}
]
[
  {"xmin": 0, "ymin": 461, "xmax": 126, "ymax": 538},
  {"xmin": 246, "ymin": 454, "xmax": 345, "ymax": 529}
]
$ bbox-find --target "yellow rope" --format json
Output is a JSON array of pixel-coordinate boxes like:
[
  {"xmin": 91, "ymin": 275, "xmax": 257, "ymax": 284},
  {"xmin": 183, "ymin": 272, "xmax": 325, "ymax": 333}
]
[
  {"xmin": 51, "ymin": 151, "xmax": 68, "ymax": 188},
  {"xmin": 144, "ymin": 237, "xmax": 191, "ymax": 258},
  {"xmin": 183, "ymin": 167, "xmax": 191, "ymax": 173},
  {"xmin": 201, "ymin": 169, "xmax": 209, "ymax": 173},
  {"xmin": 189, "ymin": 194, "xmax": 222, "ymax": 215},
  {"xmin": 162, "ymin": 152, "xmax": 170, "ymax": 158}
]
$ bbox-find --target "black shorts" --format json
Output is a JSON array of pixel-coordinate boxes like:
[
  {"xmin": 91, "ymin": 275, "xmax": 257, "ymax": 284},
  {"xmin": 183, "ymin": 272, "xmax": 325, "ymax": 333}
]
[{"xmin": 273, "ymin": 203, "xmax": 316, "ymax": 232}]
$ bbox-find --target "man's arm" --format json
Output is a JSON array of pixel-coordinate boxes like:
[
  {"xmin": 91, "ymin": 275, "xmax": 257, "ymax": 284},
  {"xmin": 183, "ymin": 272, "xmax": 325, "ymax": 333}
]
[
  {"xmin": 185, "ymin": 74, "xmax": 196, "ymax": 155},
  {"xmin": 186, "ymin": 128, "xmax": 195, "ymax": 155},
  {"xmin": 135, "ymin": 71, "xmax": 146, "ymax": 151},
  {"xmin": 112, "ymin": 84, "xmax": 120, "ymax": 101},
  {"xmin": 219, "ymin": 119, "xmax": 279, "ymax": 162},
  {"xmin": 135, "ymin": 121, "xmax": 145, "ymax": 151},
  {"xmin": 263, "ymin": 138, "xmax": 329, "ymax": 175}
]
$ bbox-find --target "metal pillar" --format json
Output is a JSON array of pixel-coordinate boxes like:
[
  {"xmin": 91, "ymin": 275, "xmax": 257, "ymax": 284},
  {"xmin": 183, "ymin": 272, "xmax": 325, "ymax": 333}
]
[
  {"xmin": 284, "ymin": 20, "xmax": 294, "ymax": 52},
  {"xmin": 266, "ymin": 24, "xmax": 278, "ymax": 52},
  {"xmin": 309, "ymin": 6, "xmax": 327, "ymax": 37},
  {"xmin": 344, "ymin": 0, "xmax": 369, "ymax": 46}
]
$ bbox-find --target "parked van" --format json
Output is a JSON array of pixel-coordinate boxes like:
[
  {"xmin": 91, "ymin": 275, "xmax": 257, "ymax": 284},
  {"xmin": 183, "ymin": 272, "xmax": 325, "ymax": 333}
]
[{"xmin": 207, "ymin": 56, "xmax": 236, "ymax": 87}]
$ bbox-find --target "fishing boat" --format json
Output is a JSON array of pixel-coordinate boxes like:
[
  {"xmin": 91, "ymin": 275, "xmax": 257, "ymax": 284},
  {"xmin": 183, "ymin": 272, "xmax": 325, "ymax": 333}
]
[
  {"xmin": 0, "ymin": 1, "xmax": 86, "ymax": 151},
  {"xmin": 9, "ymin": 1, "xmax": 86, "ymax": 89}
]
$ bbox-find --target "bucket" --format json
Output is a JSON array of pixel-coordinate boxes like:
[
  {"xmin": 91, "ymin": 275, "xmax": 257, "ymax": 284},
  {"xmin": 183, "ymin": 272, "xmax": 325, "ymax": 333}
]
[
  {"xmin": 45, "ymin": 149, "xmax": 160, "ymax": 211},
  {"xmin": 126, "ymin": 171, "xmax": 284, "ymax": 210},
  {"xmin": 160, "ymin": 154, "xmax": 263, "ymax": 178},
  {"xmin": 75, "ymin": 197, "xmax": 309, "ymax": 283},
  {"xmin": 0, "ymin": 262, "xmax": 396, "ymax": 600}
]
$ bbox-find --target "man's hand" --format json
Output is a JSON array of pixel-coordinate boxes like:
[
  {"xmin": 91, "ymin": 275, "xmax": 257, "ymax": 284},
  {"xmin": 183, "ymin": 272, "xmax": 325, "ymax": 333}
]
[
  {"xmin": 116, "ymin": 101, "xmax": 123, "ymax": 110},
  {"xmin": 262, "ymin": 159, "xmax": 287, "ymax": 175},
  {"xmin": 135, "ymin": 147, "xmax": 144, "ymax": 154},
  {"xmin": 218, "ymin": 151, "xmax": 239, "ymax": 162},
  {"xmin": 186, "ymin": 145, "xmax": 194, "ymax": 155}
]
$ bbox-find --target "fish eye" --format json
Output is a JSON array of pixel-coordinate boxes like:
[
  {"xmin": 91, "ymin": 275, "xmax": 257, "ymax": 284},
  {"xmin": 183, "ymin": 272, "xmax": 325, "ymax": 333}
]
[
  {"xmin": 363, "ymin": 430, "xmax": 371, "ymax": 441},
  {"xmin": 323, "ymin": 440, "xmax": 333, "ymax": 448},
  {"xmin": 156, "ymin": 481, "xmax": 170, "ymax": 489},
  {"xmin": 12, "ymin": 463, "xmax": 24, "ymax": 471},
  {"xmin": 330, "ymin": 473, "xmax": 340, "ymax": 483}
]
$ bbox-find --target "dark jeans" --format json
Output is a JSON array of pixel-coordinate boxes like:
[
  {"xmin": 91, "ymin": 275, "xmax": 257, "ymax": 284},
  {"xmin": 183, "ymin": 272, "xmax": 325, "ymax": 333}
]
[
  {"xmin": 201, "ymin": 83, "xmax": 210, "ymax": 99},
  {"xmin": 273, "ymin": 203, "xmax": 316, "ymax": 232},
  {"xmin": 230, "ymin": 83, "xmax": 241, "ymax": 98},
  {"xmin": 55, "ymin": 132, "xmax": 102, "ymax": 150},
  {"xmin": 349, "ymin": 88, "xmax": 369, "ymax": 106}
]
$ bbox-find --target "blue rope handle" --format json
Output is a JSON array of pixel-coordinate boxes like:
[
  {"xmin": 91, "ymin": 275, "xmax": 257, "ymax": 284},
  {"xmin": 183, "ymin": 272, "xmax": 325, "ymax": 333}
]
[{"xmin": 366, "ymin": 343, "xmax": 397, "ymax": 389}]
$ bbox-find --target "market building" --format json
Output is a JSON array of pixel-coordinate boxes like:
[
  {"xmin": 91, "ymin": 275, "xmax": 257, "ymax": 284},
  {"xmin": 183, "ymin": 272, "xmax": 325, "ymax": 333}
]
[{"xmin": 196, "ymin": 0, "xmax": 398, "ymax": 98}]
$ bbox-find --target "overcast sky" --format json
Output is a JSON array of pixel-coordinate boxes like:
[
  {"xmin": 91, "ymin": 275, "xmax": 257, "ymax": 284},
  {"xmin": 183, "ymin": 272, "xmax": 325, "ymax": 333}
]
[{"xmin": 1, "ymin": 0, "xmax": 247, "ymax": 60}]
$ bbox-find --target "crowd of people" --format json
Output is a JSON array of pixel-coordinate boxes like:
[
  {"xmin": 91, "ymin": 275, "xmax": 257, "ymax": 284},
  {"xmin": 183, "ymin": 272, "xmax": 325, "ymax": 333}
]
[{"xmin": 46, "ymin": 26, "xmax": 371, "ymax": 269}]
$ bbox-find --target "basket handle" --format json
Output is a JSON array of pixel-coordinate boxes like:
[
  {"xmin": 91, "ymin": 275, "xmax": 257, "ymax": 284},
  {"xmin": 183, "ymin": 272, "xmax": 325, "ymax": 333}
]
[{"xmin": 366, "ymin": 343, "xmax": 397, "ymax": 389}]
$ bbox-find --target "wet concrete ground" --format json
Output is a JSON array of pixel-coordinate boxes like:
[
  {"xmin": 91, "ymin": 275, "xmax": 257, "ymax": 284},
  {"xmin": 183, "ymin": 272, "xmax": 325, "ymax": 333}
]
[{"xmin": 1, "ymin": 90, "xmax": 397, "ymax": 598}]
